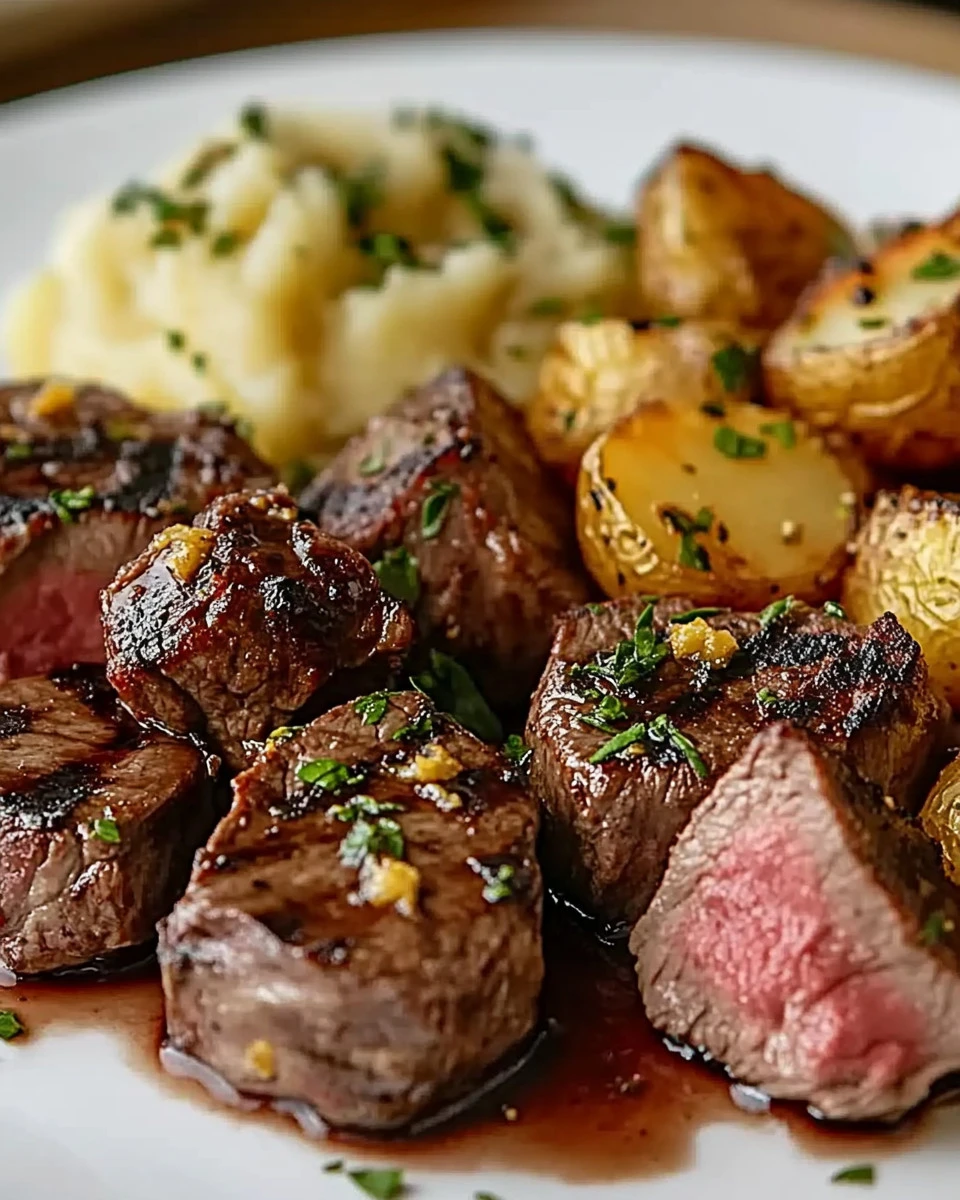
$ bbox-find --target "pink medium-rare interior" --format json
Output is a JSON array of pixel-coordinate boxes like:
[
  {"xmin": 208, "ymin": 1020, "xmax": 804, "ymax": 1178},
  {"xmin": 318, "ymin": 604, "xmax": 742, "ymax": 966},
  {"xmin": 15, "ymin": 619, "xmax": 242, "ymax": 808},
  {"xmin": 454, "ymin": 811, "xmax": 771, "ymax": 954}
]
[
  {"xmin": 0, "ymin": 565, "xmax": 109, "ymax": 680},
  {"xmin": 678, "ymin": 818, "xmax": 923, "ymax": 1091}
]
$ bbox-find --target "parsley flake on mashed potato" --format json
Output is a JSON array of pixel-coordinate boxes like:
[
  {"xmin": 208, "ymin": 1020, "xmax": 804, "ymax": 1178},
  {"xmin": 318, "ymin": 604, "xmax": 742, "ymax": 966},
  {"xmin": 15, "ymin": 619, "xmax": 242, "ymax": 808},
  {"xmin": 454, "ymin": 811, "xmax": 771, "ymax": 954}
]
[{"xmin": 4, "ymin": 106, "xmax": 636, "ymax": 467}]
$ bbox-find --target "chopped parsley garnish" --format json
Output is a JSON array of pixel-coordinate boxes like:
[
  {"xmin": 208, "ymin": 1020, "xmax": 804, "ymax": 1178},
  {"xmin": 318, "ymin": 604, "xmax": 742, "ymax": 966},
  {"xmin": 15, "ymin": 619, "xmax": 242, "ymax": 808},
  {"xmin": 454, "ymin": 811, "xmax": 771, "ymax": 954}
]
[
  {"xmin": 91, "ymin": 815, "xmax": 120, "ymax": 844},
  {"xmin": 578, "ymin": 304, "xmax": 604, "ymax": 325},
  {"xmin": 420, "ymin": 478, "xmax": 460, "ymax": 540},
  {"xmin": 669, "ymin": 607, "xmax": 724, "ymax": 625},
  {"xmin": 0, "ymin": 1010, "xmax": 24, "ymax": 1040},
  {"xmin": 823, "ymin": 600, "xmax": 846, "ymax": 619},
  {"xmin": 503, "ymin": 734, "xmax": 532, "ymax": 771},
  {"xmin": 921, "ymin": 910, "xmax": 949, "ymax": 945},
  {"xmin": 663, "ymin": 506, "xmax": 713, "ymax": 572},
  {"xmin": 167, "ymin": 329, "xmax": 186, "ymax": 351},
  {"xmin": 266, "ymin": 725, "xmax": 304, "ymax": 745},
  {"xmin": 468, "ymin": 857, "xmax": 518, "ymax": 904},
  {"xmin": 759, "ymin": 594, "xmax": 796, "ymax": 628},
  {"xmin": 412, "ymin": 650, "xmax": 502, "ymax": 742},
  {"xmin": 329, "ymin": 795, "xmax": 405, "ymax": 824},
  {"xmin": 323, "ymin": 1159, "xmax": 344, "ymax": 1173},
  {"xmin": 211, "ymin": 230, "xmax": 241, "ymax": 257},
  {"xmin": 358, "ymin": 447, "xmax": 386, "ymax": 476},
  {"xmin": 338, "ymin": 816, "xmax": 405, "ymax": 869},
  {"xmin": 442, "ymin": 144, "xmax": 485, "ymax": 193},
  {"xmin": 474, "ymin": 1194, "xmax": 503, "ymax": 1200},
  {"xmin": 711, "ymin": 342, "xmax": 757, "ymax": 393},
  {"xmin": 354, "ymin": 691, "xmax": 394, "ymax": 726},
  {"xmin": 297, "ymin": 757, "xmax": 366, "ymax": 793},
  {"xmin": 466, "ymin": 192, "xmax": 515, "ymax": 251},
  {"xmin": 759, "ymin": 420, "xmax": 796, "ymax": 450},
  {"xmin": 561, "ymin": 410, "xmax": 576, "ymax": 432},
  {"xmin": 348, "ymin": 1167, "xmax": 406, "ymax": 1199},
  {"xmin": 910, "ymin": 251, "xmax": 960, "ymax": 281},
  {"xmin": 528, "ymin": 297, "xmax": 566, "ymax": 317},
  {"xmin": 585, "ymin": 602, "xmax": 606, "ymax": 615},
  {"xmin": 191, "ymin": 352, "xmax": 208, "ymax": 373},
  {"xmin": 650, "ymin": 315, "xmax": 682, "ymax": 328},
  {"xmin": 49, "ymin": 485, "xmax": 96, "ymax": 524},
  {"xmin": 113, "ymin": 183, "xmax": 208, "ymax": 244},
  {"xmin": 4, "ymin": 441, "xmax": 32, "ymax": 461},
  {"xmin": 830, "ymin": 1163, "xmax": 876, "ymax": 1186},
  {"xmin": 580, "ymin": 693, "xmax": 630, "ymax": 733},
  {"xmin": 713, "ymin": 425, "xmax": 767, "ymax": 460},
  {"xmin": 151, "ymin": 228, "xmax": 182, "ymax": 250},
  {"xmin": 373, "ymin": 547, "xmax": 421, "ymax": 606},
  {"xmin": 180, "ymin": 141, "xmax": 236, "ymax": 190},
  {"xmin": 239, "ymin": 102, "xmax": 269, "ymax": 140},
  {"xmin": 756, "ymin": 687, "xmax": 779, "ymax": 706},
  {"xmin": 574, "ymin": 603, "xmax": 669, "ymax": 691},
  {"xmin": 357, "ymin": 232, "xmax": 420, "ymax": 274},
  {"xmin": 603, "ymin": 220, "xmax": 636, "ymax": 246},
  {"xmin": 858, "ymin": 317, "xmax": 888, "ymax": 330},
  {"xmin": 590, "ymin": 723, "xmax": 648, "ymax": 763},
  {"xmin": 700, "ymin": 401, "xmax": 726, "ymax": 418},
  {"xmin": 392, "ymin": 708, "xmax": 436, "ymax": 743},
  {"xmin": 332, "ymin": 162, "xmax": 384, "ymax": 230},
  {"xmin": 646, "ymin": 714, "xmax": 708, "ymax": 778}
]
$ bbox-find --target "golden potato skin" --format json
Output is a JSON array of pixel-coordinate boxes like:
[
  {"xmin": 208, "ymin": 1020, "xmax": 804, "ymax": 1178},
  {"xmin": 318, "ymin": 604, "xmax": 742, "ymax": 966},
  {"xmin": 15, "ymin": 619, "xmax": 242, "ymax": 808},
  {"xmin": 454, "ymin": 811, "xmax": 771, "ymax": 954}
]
[
  {"xmin": 527, "ymin": 317, "xmax": 761, "ymax": 476},
  {"xmin": 576, "ymin": 400, "xmax": 860, "ymax": 608},
  {"xmin": 638, "ymin": 143, "xmax": 850, "ymax": 332},
  {"xmin": 921, "ymin": 756, "xmax": 960, "ymax": 886},
  {"xmin": 843, "ymin": 487, "xmax": 960, "ymax": 708},
  {"xmin": 764, "ymin": 216, "xmax": 960, "ymax": 471}
]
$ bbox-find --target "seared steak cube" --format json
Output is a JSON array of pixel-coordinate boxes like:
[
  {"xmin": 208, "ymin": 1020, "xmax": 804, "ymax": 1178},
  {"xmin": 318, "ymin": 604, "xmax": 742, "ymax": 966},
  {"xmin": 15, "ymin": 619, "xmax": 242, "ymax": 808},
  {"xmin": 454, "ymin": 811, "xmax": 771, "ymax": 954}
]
[
  {"xmin": 158, "ymin": 691, "xmax": 543, "ymax": 1131},
  {"xmin": 527, "ymin": 596, "xmax": 946, "ymax": 926},
  {"xmin": 303, "ymin": 369, "xmax": 590, "ymax": 710},
  {"xmin": 102, "ymin": 489, "xmax": 413, "ymax": 771},
  {"xmin": 0, "ymin": 667, "xmax": 214, "ymax": 975},
  {"xmin": 0, "ymin": 379, "xmax": 273, "ymax": 680},
  {"xmin": 632, "ymin": 723, "xmax": 960, "ymax": 1122}
]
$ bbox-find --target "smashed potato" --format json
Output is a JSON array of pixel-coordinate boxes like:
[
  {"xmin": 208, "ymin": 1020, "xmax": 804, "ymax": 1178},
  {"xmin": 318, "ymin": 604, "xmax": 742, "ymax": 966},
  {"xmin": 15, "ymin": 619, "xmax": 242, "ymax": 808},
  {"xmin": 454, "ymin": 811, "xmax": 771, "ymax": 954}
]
[
  {"xmin": 638, "ymin": 143, "xmax": 850, "ymax": 332},
  {"xmin": 843, "ymin": 487, "xmax": 960, "ymax": 708},
  {"xmin": 921, "ymin": 756, "xmax": 960, "ymax": 886},
  {"xmin": 764, "ymin": 212, "xmax": 960, "ymax": 471},
  {"xmin": 576, "ymin": 397, "xmax": 861, "ymax": 607},
  {"xmin": 527, "ymin": 316, "xmax": 762, "ymax": 477}
]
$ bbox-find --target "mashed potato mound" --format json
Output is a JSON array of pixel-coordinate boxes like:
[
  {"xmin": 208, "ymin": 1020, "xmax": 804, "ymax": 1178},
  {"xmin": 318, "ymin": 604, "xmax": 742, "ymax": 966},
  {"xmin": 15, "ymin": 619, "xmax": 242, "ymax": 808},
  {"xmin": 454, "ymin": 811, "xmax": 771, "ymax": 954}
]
[{"xmin": 4, "ymin": 105, "xmax": 636, "ymax": 467}]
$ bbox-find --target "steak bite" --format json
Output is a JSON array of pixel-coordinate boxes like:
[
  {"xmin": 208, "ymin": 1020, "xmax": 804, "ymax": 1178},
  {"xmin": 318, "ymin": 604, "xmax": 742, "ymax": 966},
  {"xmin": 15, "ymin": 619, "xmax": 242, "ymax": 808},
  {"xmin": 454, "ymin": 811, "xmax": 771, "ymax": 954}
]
[
  {"xmin": 102, "ymin": 489, "xmax": 414, "ymax": 771},
  {"xmin": 0, "ymin": 379, "xmax": 273, "ymax": 681},
  {"xmin": 632, "ymin": 723, "xmax": 960, "ymax": 1122},
  {"xmin": 158, "ymin": 691, "xmax": 543, "ymax": 1132},
  {"xmin": 0, "ymin": 666, "xmax": 214, "ymax": 976},
  {"xmin": 527, "ymin": 596, "xmax": 946, "ymax": 927},
  {"xmin": 302, "ymin": 368, "xmax": 590, "ymax": 710}
]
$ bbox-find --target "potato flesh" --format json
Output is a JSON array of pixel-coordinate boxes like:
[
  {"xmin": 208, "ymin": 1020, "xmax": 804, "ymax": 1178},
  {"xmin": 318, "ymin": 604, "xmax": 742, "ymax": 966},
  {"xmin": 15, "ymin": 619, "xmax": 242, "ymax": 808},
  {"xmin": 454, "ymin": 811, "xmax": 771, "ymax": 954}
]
[
  {"xmin": 787, "ymin": 235, "xmax": 960, "ymax": 351},
  {"xmin": 601, "ymin": 401, "xmax": 852, "ymax": 584}
]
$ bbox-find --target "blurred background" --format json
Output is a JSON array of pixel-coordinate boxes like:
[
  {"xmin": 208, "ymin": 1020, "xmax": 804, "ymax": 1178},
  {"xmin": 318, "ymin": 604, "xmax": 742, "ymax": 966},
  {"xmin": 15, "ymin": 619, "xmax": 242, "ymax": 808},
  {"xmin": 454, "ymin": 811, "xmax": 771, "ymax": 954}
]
[{"xmin": 4, "ymin": 0, "xmax": 960, "ymax": 103}]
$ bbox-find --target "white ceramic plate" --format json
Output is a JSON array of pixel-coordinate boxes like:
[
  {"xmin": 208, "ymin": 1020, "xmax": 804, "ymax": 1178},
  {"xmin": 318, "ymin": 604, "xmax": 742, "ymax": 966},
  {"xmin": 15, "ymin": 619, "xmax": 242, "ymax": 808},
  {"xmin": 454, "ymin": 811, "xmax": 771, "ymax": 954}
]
[{"xmin": 1, "ymin": 29, "xmax": 959, "ymax": 1200}]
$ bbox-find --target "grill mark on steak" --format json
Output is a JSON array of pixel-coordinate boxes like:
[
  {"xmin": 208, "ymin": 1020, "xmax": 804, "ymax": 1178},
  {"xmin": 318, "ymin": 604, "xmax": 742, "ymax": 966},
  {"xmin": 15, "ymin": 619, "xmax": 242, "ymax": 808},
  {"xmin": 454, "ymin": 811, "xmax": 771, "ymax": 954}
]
[
  {"xmin": 0, "ymin": 704, "xmax": 31, "ymax": 737},
  {"xmin": 304, "ymin": 368, "xmax": 590, "ymax": 710},
  {"xmin": 526, "ymin": 596, "xmax": 947, "ymax": 927},
  {"xmin": 158, "ymin": 691, "xmax": 543, "ymax": 1131},
  {"xmin": 102, "ymin": 489, "xmax": 414, "ymax": 771},
  {"xmin": 0, "ymin": 761, "xmax": 101, "ymax": 830}
]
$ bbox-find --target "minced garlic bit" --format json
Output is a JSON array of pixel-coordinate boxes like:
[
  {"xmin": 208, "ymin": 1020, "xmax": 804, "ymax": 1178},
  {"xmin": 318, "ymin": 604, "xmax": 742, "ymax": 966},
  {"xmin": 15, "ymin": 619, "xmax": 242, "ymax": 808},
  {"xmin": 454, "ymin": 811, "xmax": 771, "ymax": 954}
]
[
  {"xmin": 151, "ymin": 524, "xmax": 216, "ymax": 581},
  {"xmin": 248, "ymin": 492, "xmax": 297, "ymax": 519},
  {"xmin": 419, "ymin": 782, "xmax": 462, "ymax": 812},
  {"xmin": 669, "ymin": 617, "xmax": 738, "ymax": 667},
  {"xmin": 502, "ymin": 1105, "xmax": 519, "ymax": 1122},
  {"xmin": 244, "ymin": 1038, "xmax": 276, "ymax": 1080},
  {"xmin": 396, "ymin": 742, "xmax": 462, "ymax": 783},
  {"xmin": 780, "ymin": 519, "xmax": 803, "ymax": 545},
  {"xmin": 359, "ymin": 856, "xmax": 421, "ymax": 916},
  {"xmin": 28, "ymin": 379, "xmax": 76, "ymax": 419}
]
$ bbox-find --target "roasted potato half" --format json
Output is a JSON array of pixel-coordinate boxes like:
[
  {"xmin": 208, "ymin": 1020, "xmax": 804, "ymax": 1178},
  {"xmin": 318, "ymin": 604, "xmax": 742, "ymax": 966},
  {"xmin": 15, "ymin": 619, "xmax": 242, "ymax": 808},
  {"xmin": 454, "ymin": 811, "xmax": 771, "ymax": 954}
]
[
  {"xmin": 576, "ymin": 398, "xmax": 861, "ymax": 607},
  {"xmin": 921, "ymin": 755, "xmax": 960, "ymax": 886},
  {"xmin": 527, "ymin": 317, "xmax": 762, "ymax": 478},
  {"xmin": 638, "ymin": 143, "xmax": 851, "ymax": 332},
  {"xmin": 843, "ymin": 487, "xmax": 960, "ymax": 708},
  {"xmin": 764, "ymin": 213, "xmax": 960, "ymax": 471}
]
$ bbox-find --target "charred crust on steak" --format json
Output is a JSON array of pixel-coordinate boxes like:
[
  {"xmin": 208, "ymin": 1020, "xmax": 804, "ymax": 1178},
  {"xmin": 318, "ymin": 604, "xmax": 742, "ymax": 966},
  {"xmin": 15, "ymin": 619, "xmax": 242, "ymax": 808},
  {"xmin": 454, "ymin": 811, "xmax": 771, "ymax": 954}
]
[
  {"xmin": 0, "ymin": 761, "xmax": 101, "ymax": 831},
  {"xmin": 0, "ymin": 703, "xmax": 31, "ymax": 738},
  {"xmin": 158, "ymin": 691, "xmax": 543, "ymax": 1130},
  {"xmin": 102, "ymin": 489, "xmax": 415, "ymax": 770},
  {"xmin": 303, "ymin": 367, "xmax": 590, "ymax": 709},
  {"xmin": 527, "ymin": 595, "xmax": 947, "ymax": 926}
]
